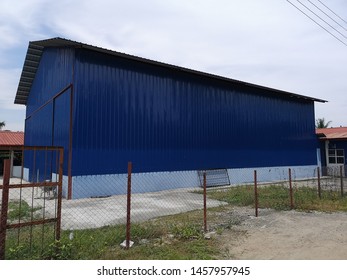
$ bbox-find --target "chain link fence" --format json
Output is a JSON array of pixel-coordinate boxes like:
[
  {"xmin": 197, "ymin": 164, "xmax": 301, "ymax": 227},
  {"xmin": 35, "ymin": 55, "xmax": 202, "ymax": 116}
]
[
  {"xmin": 1, "ymin": 151, "xmax": 346, "ymax": 259},
  {"xmin": 0, "ymin": 147, "xmax": 63, "ymax": 260},
  {"xmin": 254, "ymin": 166, "xmax": 346, "ymax": 213}
]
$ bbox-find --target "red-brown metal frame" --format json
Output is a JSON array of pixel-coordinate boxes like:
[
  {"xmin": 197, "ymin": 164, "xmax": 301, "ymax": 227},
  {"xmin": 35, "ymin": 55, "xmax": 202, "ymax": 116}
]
[
  {"xmin": 126, "ymin": 161, "xmax": 132, "ymax": 249},
  {"xmin": 24, "ymin": 84, "xmax": 73, "ymax": 200},
  {"xmin": 254, "ymin": 170, "xmax": 258, "ymax": 217},
  {"xmin": 67, "ymin": 85, "xmax": 74, "ymax": 200},
  {"xmin": 56, "ymin": 147, "xmax": 64, "ymax": 240},
  {"xmin": 317, "ymin": 167, "xmax": 321, "ymax": 199},
  {"xmin": 0, "ymin": 159, "xmax": 10, "ymax": 259},
  {"xmin": 340, "ymin": 165, "xmax": 344, "ymax": 197},
  {"xmin": 0, "ymin": 146, "xmax": 63, "ymax": 259},
  {"xmin": 203, "ymin": 172, "xmax": 207, "ymax": 232},
  {"xmin": 289, "ymin": 168, "xmax": 294, "ymax": 209}
]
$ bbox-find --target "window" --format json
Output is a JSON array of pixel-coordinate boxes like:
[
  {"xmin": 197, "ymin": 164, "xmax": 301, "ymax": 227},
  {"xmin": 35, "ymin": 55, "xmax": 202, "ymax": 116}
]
[{"xmin": 328, "ymin": 149, "xmax": 345, "ymax": 165}]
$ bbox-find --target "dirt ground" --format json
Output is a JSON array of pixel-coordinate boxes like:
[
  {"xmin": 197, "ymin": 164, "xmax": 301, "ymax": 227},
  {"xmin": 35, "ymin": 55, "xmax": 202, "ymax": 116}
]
[{"xmin": 219, "ymin": 207, "xmax": 347, "ymax": 260}]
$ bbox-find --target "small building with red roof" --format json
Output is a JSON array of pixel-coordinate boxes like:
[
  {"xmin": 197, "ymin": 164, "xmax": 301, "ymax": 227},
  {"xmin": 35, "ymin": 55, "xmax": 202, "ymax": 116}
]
[
  {"xmin": 316, "ymin": 127, "xmax": 347, "ymax": 175},
  {"xmin": 0, "ymin": 130, "xmax": 24, "ymax": 176}
]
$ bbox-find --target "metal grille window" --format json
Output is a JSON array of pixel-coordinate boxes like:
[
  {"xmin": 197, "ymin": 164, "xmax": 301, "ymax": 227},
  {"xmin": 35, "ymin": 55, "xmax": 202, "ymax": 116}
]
[{"xmin": 328, "ymin": 149, "xmax": 345, "ymax": 164}]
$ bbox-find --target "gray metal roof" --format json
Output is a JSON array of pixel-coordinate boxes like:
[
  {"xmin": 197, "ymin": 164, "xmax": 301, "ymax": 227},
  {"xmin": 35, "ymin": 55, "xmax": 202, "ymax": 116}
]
[{"xmin": 14, "ymin": 37, "xmax": 327, "ymax": 105}]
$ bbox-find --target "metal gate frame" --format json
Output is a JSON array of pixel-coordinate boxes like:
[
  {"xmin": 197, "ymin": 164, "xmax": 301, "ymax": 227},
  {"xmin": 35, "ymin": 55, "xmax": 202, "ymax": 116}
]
[{"xmin": 0, "ymin": 146, "xmax": 63, "ymax": 259}]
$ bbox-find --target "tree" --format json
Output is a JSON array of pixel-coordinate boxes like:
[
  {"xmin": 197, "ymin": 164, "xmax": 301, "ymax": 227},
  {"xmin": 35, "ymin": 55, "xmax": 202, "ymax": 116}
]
[
  {"xmin": 316, "ymin": 118, "xmax": 332, "ymax": 129},
  {"xmin": 0, "ymin": 121, "xmax": 5, "ymax": 130}
]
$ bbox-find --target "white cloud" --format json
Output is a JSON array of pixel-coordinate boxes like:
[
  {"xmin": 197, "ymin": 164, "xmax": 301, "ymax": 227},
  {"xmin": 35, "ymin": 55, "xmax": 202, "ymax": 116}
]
[
  {"xmin": 0, "ymin": 68, "xmax": 25, "ymax": 131},
  {"xmin": 0, "ymin": 0, "xmax": 50, "ymax": 50},
  {"xmin": 0, "ymin": 0, "xmax": 346, "ymax": 128},
  {"xmin": 0, "ymin": 68, "xmax": 22, "ymax": 110}
]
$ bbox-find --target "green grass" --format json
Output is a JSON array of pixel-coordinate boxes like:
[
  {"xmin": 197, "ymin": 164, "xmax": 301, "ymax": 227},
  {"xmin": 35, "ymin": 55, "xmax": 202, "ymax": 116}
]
[
  {"xmin": 203, "ymin": 185, "xmax": 255, "ymax": 206},
  {"xmin": 5, "ymin": 210, "xmax": 221, "ymax": 260},
  {"xmin": 7, "ymin": 200, "xmax": 42, "ymax": 221},
  {"xmin": 5, "ymin": 184, "xmax": 347, "ymax": 260},
  {"xmin": 206, "ymin": 184, "xmax": 347, "ymax": 212},
  {"xmin": 294, "ymin": 187, "xmax": 347, "ymax": 212},
  {"xmin": 5, "ymin": 225, "xmax": 58, "ymax": 259}
]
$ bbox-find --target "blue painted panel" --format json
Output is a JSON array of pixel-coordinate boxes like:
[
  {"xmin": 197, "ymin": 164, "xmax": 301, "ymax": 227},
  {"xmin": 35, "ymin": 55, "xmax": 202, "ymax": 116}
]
[
  {"xmin": 24, "ymin": 91, "xmax": 71, "ymax": 180},
  {"xmin": 24, "ymin": 103, "xmax": 53, "ymax": 182},
  {"xmin": 72, "ymin": 49, "xmax": 318, "ymax": 176},
  {"xmin": 26, "ymin": 47, "xmax": 74, "ymax": 117},
  {"xmin": 24, "ymin": 48, "xmax": 73, "ymax": 179},
  {"xmin": 53, "ymin": 89, "xmax": 71, "ymax": 175},
  {"xmin": 25, "ymin": 102, "xmax": 53, "ymax": 146},
  {"xmin": 319, "ymin": 141, "xmax": 327, "ymax": 167}
]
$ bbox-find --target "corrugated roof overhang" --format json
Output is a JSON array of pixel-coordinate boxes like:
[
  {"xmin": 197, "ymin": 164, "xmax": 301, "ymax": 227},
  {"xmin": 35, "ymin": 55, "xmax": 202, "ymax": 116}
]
[{"xmin": 14, "ymin": 37, "xmax": 328, "ymax": 105}]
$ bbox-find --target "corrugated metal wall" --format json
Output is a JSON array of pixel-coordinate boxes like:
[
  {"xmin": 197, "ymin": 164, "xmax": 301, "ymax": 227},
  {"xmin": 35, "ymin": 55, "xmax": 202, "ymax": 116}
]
[
  {"xmin": 26, "ymin": 48, "xmax": 74, "ymax": 116},
  {"xmin": 24, "ymin": 48, "xmax": 74, "ymax": 180},
  {"xmin": 23, "ymin": 46, "xmax": 319, "ymax": 180},
  {"xmin": 72, "ymin": 49, "xmax": 318, "ymax": 175}
]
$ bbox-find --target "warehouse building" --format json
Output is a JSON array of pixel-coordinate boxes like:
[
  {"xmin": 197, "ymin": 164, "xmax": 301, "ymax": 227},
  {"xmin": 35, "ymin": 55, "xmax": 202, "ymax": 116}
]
[{"xmin": 14, "ymin": 38, "xmax": 326, "ymax": 199}]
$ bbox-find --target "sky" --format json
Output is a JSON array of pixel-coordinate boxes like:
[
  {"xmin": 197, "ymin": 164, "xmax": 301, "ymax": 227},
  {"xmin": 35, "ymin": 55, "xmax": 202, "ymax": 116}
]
[{"xmin": 0, "ymin": 0, "xmax": 346, "ymax": 131}]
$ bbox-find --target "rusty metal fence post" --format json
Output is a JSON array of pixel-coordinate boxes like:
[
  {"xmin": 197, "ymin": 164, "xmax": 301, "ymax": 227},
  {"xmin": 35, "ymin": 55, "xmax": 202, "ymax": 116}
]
[
  {"xmin": 340, "ymin": 165, "xmax": 344, "ymax": 197},
  {"xmin": 126, "ymin": 162, "xmax": 132, "ymax": 249},
  {"xmin": 289, "ymin": 168, "xmax": 294, "ymax": 209},
  {"xmin": 203, "ymin": 172, "xmax": 207, "ymax": 232},
  {"xmin": 254, "ymin": 170, "xmax": 258, "ymax": 217},
  {"xmin": 0, "ymin": 159, "xmax": 11, "ymax": 260},
  {"xmin": 317, "ymin": 166, "xmax": 322, "ymax": 199},
  {"xmin": 0, "ymin": 147, "xmax": 64, "ymax": 259},
  {"xmin": 317, "ymin": 167, "xmax": 321, "ymax": 199},
  {"xmin": 55, "ymin": 148, "xmax": 64, "ymax": 241}
]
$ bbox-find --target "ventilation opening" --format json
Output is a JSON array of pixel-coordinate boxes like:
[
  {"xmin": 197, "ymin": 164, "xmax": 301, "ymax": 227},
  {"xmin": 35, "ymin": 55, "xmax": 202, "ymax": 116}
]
[{"xmin": 197, "ymin": 168, "xmax": 230, "ymax": 188}]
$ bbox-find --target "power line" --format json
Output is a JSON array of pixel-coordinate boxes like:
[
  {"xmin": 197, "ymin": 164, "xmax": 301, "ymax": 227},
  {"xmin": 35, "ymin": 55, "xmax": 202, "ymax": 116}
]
[
  {"xmin": 307, "ymin": 0, "xmax": 347, "ymax": 32},
  {"xmin": 296, "ymin": 0, "xmax": 347, "ymax": 40},
  {"xmin": 316, "ymin": 0, "xmax": 347, "ymax": 26},
  {"xmin": 286, "ymin": 0, "xmax": 347, "ymax": 47}
]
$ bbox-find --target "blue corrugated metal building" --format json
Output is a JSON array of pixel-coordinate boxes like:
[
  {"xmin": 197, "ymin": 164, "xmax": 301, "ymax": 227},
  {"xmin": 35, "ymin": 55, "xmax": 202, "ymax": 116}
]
[{"xmin": 14, "ymin": 38, "xmax": 326, "ymax": 199}]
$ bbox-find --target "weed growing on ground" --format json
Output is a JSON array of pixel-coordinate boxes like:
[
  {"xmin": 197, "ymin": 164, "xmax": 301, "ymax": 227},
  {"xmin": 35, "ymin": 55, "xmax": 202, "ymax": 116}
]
[
  {"xmin": 206, "ymin": 185, "xmax": 347, "ymax": 212},
  {"xmin": 7, "ymin": 200, "xmax": 42, "ymax": 221},
  {"xmin": 6, "ymin": 184, "xmax": 347, "ymax": 260}
]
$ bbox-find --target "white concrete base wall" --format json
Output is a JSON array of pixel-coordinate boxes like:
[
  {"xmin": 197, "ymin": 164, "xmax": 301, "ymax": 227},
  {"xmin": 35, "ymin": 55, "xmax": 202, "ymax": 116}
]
[
  {"xmin": 22, "ymin": 165, "xmax": 319, "ymax": 199},
  {"xmin": 12, "ymin": 166, "xmax": 23, "ymax": 178},
  {"xmin": 228, "ymin": 165, "xmax": 318, "ymax": 185},
  {"xmin": 69, "ymin": 165, "xmax": 318, "ymax": 199},
  {"xmin": 22, "ymin": 168, "xmax": 30, "ymax": 182},
  {"xmin": 71, "ymin": 170, "xmax": 200, "ymax": 199}
]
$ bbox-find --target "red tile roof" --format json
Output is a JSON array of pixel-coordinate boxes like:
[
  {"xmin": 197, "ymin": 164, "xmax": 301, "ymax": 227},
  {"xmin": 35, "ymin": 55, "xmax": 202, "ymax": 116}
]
[
  {"xmin": 316, "ymin": 127, "xmax": 347, "ymax": 140},
  {"xmin": 0, "ymin": 131, "xmax": 24, "ymax": 146}
]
